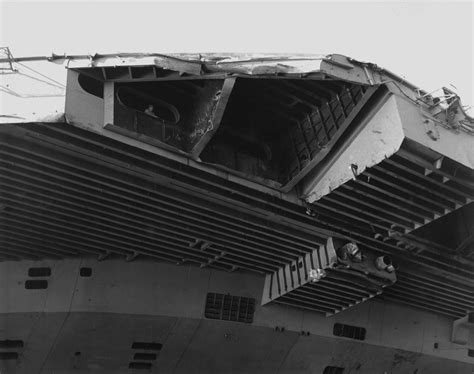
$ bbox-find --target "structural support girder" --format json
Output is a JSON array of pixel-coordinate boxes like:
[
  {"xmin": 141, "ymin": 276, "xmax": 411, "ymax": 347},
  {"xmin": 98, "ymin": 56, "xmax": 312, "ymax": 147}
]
[
  {"xmin": 189, "ymin": 77, "xmax": 236, "ymax": 159},
  {"xmin": 261, "ymin": 237, "xmax": 338, "ymax": 305},
  {"xmin": 301, "ymin": 91, "xmax": 474, "ymax": 204},
  {"xmin": 261, "ymin": 237, "xmax": 397, "ymax": 316}
]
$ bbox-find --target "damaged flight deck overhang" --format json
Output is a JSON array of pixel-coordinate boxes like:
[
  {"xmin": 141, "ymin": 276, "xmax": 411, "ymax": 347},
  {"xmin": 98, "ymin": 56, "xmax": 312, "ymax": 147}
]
[
  {"xmin": 1, "ymin": 52, "xmax": 474, "ymax": 319},
  {"xmin": 63, "ymin": 53, "xmax": 474, "ymax": 262},
  {"xmin": 64, "ymin": 53, "xmax": 474, "ymax": 193}
]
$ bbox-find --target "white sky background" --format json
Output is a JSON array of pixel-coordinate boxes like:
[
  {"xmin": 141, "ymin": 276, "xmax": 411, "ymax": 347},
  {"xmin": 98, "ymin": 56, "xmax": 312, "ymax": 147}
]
[{"xmin": 0, "ymin": 0, "xmax": 473, "ymax": 113}]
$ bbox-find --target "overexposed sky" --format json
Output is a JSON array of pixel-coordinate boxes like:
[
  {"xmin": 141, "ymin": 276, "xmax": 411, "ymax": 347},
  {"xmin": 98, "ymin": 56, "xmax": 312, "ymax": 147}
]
[{"xmin": 1, "ymin": 1, "xmax": 473, "ymax": 111}]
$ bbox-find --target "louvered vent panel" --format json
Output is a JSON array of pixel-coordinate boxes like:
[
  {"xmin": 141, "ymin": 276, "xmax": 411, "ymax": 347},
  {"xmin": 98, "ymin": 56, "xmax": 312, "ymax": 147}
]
[
  {"xmin": 205, "ymin": 293, "xmax": 255, "ymax": 323},
  {"xmin": 333, "ymin": 323, "xmax": 366, "ymax": 340}
]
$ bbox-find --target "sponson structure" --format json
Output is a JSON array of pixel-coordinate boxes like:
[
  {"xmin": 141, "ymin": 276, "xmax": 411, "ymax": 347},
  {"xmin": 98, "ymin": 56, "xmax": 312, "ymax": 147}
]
[{"xmin": 0, "ymin": 52, "xmax": 473, "ymax": 373}]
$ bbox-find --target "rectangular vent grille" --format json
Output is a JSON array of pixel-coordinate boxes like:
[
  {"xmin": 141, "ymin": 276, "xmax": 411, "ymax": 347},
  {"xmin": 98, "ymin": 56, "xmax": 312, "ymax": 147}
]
[
  {"xmin": 0, "ymin": 340, "xmax": 24, "ymax": 348},
  {"xmin": 128, "ymin": 362, "xmax": 152, "ymax": 370},
  {"xmin": 25, "ymin": 280, "xmax": 48, "ymax": 290},
  {"xmin": 131, "ymin": 342, "xmax": 162, "ymax": 351},
  {"xmin": 324, "ymin": 366, "xmax": 345, "ymax": 374},
  {"xmin": 133, "ymin": 353, "xmax": 157, "ymax": 361},
  {"xmin": 0, "ymin": 352, "xmax": 19, "ymax": 360},
  {"xmin": 80, "ymin": 267, "xmax": 92, "ymax": 277},
  {"xmin": 333, "ymin": 323, "xmax": 366, "ymax": 341},
  {"xmin": 205, "ymin": 293, "xmax": 256, "ymax": 323},
  {"xmin": 28, "ymin": 267, "xmax": 51, "ymax": 277}
]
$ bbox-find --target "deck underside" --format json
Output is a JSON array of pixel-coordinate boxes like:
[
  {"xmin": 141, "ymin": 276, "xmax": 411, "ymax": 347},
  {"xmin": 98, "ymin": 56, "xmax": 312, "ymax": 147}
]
[{"xmin": 1, "ymin": 122, "xmax": 473, "ymax": 319}]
